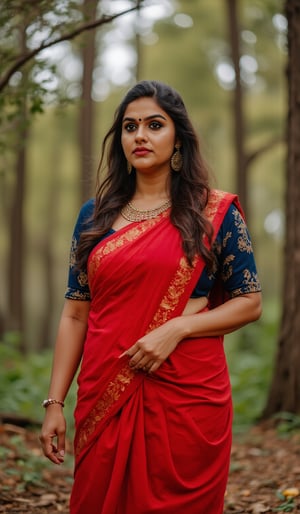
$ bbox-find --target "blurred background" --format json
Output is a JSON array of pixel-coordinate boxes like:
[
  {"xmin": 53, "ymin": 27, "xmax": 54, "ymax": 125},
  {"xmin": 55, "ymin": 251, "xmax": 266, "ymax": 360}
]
[{"xmin": 0, "ymin": 0, "xmax": 293, "ymax": 433}]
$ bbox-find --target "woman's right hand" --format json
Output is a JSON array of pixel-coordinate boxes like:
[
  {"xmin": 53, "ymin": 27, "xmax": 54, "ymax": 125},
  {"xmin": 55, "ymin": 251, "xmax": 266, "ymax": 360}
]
[{"xmin": 39, "ymin": 405, "xmax": 66, "ymax": 465}]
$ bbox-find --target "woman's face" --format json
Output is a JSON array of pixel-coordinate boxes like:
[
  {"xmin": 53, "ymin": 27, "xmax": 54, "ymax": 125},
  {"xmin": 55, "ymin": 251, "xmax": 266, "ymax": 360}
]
[{"xmin": 121, "ymin": 96, "xmax": 177, "ymax": 175}]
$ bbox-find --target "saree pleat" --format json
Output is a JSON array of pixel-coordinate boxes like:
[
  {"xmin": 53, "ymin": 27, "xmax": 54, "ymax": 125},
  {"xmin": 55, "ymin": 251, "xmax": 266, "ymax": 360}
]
[{"xmin": 70, "ymin": 190, "xmax": 238, "ymax": 514}]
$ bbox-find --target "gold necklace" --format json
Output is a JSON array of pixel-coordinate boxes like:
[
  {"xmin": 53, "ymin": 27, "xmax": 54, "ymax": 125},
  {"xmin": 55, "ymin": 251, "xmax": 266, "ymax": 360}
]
[{"xmin": 121, "ymin": 199, "xmax": 171, "ymax": 222}]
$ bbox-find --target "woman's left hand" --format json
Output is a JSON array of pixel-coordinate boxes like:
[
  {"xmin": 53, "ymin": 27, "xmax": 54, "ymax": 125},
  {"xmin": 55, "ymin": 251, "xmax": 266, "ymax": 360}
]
[{"xmin": 120, "ymin": 319, "xmax": 183, "ymax": 374}]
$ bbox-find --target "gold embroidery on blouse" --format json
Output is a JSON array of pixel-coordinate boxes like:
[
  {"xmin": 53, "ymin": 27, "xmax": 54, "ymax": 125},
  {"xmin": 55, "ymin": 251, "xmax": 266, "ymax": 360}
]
[
  {"xmin": 65, "ymin": 288, "xmax": 90, "ymax": 301},
  {"xmin": 223, "ymin": 231, "xmax": 232, "ymax": 248},
  {"xmin": 221, "ymin": 254, "xmax": 235, "ymax": 281},
  {"xmin": 233, "ymin": 208, "xmax": 253, "ymax": 254},
  {"xmin": 78, "ymin": 271, "xmax": 88, "ymax": 287},
  {"xmin": 69, "ymin": 236, "xmax": 78, "ymax": 268},
  {"xmin": 230, "ymin": 270, "xmax": 261, "ymax": 297}
]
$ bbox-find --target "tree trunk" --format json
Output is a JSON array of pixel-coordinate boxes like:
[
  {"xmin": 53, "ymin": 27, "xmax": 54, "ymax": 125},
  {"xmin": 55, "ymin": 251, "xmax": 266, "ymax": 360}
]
[
  {"xmin": 225, "ymin": 0, "xmax": 248, "ymax": 217},
  {"xmin": 263, "ymin": 0, "xmax": 300, "ymax": 416},
  {"xmin": 7, "ymin": 26, "xmax": 28, "ymax": 352},
  {"xmin": 38, "ymin": 165, "xmax": 58, "ymax": 350},
  {"xmin": 135, "ymin": 0, "xmax": 143, "ymax": 81},
  {"xmin": 79, "ymin": 0, "xmax": 98, "ymax": 204}
]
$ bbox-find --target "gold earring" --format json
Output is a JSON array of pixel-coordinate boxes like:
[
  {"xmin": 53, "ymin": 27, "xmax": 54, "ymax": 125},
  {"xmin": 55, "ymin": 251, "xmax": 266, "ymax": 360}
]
[
  {"xmin": 127, "ymin": 161, "xmax": 132, "ymax": 174},
  {"xmin": 170, "ymin": 143, "xmax": 182, "ymax": 172}
]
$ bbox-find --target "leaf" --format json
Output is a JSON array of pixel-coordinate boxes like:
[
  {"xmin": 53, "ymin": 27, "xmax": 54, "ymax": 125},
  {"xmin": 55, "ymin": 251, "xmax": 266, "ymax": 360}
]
[{"xmin": 252, "ymin": 502, "xmax": 270, "ymax": 513}]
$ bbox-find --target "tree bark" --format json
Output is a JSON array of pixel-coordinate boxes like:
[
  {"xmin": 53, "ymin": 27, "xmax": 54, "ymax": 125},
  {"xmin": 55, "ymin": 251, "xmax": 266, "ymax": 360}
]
[
  {"xmin": 79, "ymin": 0, "xmax": 98, "ymax": 203},
  {"xmin": 7, "ymin": 26, "xmax": 28, "ymax": 352},
  {"xmin": 225, "ymin": 0, "xmax": 248, "ymax": 217},
  {"xmin": 38, "ymin": 167, "xmax": 58, "ymax": 350},
  {"xmin": 135, "ymin": 0, "xmax": 143, "ymax": 81},
  {"xmin": 263, "ymin": 0, "xmax": 300, "ymax": 416}
]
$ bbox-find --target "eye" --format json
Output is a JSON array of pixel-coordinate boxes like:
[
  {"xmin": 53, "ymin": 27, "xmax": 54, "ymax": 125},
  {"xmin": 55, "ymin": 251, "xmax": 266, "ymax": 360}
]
[
  {"xmin": 149, "ymin": 121, "xmax": 162, "ymax": 130},
  {"xmin": 124, "ymin": 123, "xmax": 137, "ymax": 132}
]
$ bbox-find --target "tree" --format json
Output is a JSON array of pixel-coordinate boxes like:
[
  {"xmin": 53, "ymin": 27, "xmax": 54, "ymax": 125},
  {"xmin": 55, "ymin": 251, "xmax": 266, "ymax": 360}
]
[
  {"xmin": 263, "ymin": 0, "xmax": 300, "ymax": 416},
  {"xmin": 78, "ymin": 0, "xmax": 98, "ymax": 203},
  {"xmin": 0, "ymin": 0, "xmax": 144, "ymax": 347},
  {"xmin": 225, "ymin": 0, "xmax": 247, "ymax": 216},
  {"xmin": 225, "ymin": 0, "xmax": 284, "ymax": 220},
  {"xmin": 7, "ymin": 23, "xmax": 29, "ymax": 352}
]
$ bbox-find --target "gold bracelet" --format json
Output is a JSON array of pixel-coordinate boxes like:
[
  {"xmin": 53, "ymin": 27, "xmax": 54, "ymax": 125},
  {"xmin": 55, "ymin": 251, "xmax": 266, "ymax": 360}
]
[{"xmin": 42, "ymin": 398, "xmax": 64, "ymax": 408}]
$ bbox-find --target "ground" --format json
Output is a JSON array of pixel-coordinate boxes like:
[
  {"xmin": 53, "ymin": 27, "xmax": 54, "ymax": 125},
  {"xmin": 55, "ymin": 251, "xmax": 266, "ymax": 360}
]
[{"xmin": 0, "ymin": 420, "xmax": 299, "ymax": 513}]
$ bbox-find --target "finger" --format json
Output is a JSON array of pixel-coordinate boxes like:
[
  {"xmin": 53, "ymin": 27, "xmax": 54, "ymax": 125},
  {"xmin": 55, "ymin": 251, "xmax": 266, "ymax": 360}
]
[
  {"xmin": 128, "ymin": 349, "xmax": 146, "ymax": 369},
  {"xmin": 40, "ymin": 437, "xmax": 60, "ymax": 465},
  {"xmin": 50, "ymin": 442, "xmax": 64, "ymax": 465},
  {"xmin": 119, "ymin": 343, "xmax": 138, "ymax": 359},
  {"xmin": 119, "ymin": 350, "xmax": 129, "ymax": 358},
  {"xmin": 57, "ymin": 433, "xmax": 65, "ymax": 462},
  {"xmin": 148, "ymin": 360, "xmax": 163, "ymax": 374},
  {"xmin": 142, "ymin": 360, "xmax": 155, "ymax": 373},
  {"xmin": 40, "ymin": 431, "xmax": 64, "ymax": 465}
]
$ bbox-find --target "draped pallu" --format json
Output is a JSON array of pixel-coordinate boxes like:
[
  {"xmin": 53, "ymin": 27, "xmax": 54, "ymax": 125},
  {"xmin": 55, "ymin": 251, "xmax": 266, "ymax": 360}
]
[{"xmin": 70, "ymin": 190, "xmax": 240, "ymax": 514}]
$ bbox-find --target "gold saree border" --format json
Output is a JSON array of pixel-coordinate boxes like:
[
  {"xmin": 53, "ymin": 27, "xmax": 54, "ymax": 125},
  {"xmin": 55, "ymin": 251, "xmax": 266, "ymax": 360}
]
[
  {"xmin": 148, "ymin": 256, "xmax": 195, "ymax": 330},
  {"xmin": 205, "ymin": 189, "xmax": 228, "ymax": 223},
  {"xmin": 75, "ymin": 253, "xmax": 195, "ymax": 457},
  {"xmin": 75, "ymin": 365, "xmax": 136, "ymax": 456},
  {"xmin": 88, "ymin": 210, "xmax": 169, "ymax": 282},
  {"xmin": 75, "ymin": 189, "xmax": 229, "ymax": 457}
]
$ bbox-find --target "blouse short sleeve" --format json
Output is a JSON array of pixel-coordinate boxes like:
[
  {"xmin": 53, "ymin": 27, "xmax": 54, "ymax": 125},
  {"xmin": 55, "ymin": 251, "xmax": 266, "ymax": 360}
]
[
  {"xmin": 64, "ymin": 199, "xmax": 95, "ymax": 301},
  {"xmin": 192, "ymin": 203, "xmax": 261, "ymax": 298}
]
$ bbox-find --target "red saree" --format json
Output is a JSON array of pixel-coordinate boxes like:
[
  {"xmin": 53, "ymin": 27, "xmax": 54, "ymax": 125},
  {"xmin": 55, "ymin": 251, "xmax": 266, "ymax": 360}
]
[{"xmin": 70, "ymin": 190, "xmax": 240, "ymax": 514}]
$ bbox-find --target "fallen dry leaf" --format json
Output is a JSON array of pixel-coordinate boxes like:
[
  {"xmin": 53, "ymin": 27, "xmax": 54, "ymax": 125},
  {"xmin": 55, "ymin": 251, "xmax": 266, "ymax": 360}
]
[{"xmin": 251, "ymin": 502, "xmax": 270, "ymax": 513}]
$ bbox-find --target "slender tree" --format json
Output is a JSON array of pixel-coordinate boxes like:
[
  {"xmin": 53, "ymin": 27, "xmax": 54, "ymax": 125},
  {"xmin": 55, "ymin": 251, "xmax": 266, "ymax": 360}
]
[
  {"xmin": 79, "ymin": 0, "xmax": 98, "ymax": 203},
  {"xmin": 7, "ymin": 24, "xmax": 28, "ymax": 351},
  {"xmin": 225, "ymin": 0, "xmax": 284, "ymax": 221},
  {"xmin": 263, "ymin": 0, "xmax": 300, "ymax": 416},
  {"xmin": 225, "ymin": 0, "xmax": 247, "ymax": 216}
]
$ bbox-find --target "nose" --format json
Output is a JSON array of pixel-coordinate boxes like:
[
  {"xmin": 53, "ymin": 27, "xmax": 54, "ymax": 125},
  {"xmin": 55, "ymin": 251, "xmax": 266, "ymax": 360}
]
[{"xmin": 135, "ymin": 125, "xmax": 147, "ymax": 142}]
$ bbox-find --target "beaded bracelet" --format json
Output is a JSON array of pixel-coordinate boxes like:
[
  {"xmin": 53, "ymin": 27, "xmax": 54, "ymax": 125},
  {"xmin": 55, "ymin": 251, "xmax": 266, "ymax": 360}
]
[{"xmin": 42, "ymin": 398, "xmax": 64, "ymax": 408}]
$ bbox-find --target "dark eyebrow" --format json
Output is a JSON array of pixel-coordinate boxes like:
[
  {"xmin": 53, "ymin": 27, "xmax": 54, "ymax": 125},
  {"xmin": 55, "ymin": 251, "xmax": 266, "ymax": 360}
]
[{"xmin": 122, "ymin": 114, "xmax": 167, "ymax": 123}]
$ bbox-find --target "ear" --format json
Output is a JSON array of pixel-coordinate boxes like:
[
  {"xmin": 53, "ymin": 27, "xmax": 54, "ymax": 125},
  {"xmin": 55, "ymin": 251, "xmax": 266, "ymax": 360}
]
[{"xmin": 175, "ymin": 138, "xmax": 181, "ymax": 148}]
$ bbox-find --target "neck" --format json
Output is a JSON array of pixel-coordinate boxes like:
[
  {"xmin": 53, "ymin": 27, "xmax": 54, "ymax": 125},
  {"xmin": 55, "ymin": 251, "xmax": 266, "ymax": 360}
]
[{"xmin": 134, "ymin": 173, "xmax": 170, "ymax": 202}]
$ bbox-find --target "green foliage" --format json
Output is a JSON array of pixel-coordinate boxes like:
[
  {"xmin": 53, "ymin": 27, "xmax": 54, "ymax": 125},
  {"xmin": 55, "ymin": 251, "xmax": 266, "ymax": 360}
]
[
  {"xmin": 273, "ymin": 491, "xmax": 296, "ymax": 512},
  {"xmin": 0, "ymin": 332, "xmax": 76, "ymax": 430},
  {"xmin": 0, "ymin": 300, "xmax": 279, "ymax": 435},
  {"xmin": 272, "ymin": 412, "xmax": 300, "ymax": 436},
  {"xmin": 226, "ymin": 299, "xmax": 279, "ymax": 433},
  {"xmin": 0, "ymin": 433, "xmax": 73, "ymax": 492}
]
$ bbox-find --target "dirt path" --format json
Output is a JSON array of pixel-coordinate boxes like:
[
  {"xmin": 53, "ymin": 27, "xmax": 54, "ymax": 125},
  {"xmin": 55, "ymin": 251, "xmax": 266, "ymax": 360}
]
[{"xmin": 0, "ymin": 421, "xmax": 299, "ymax": 513}]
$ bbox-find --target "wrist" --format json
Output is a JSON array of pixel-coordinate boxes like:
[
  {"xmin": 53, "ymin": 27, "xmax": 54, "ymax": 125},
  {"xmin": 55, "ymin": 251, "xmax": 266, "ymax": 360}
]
[
  {"xmin": 172, "ymin": 316, "xmax": 192, "ymax": 339},
  {"xmin": 42, "ymin": 398, "xmax": 64, "ymax": 408}
]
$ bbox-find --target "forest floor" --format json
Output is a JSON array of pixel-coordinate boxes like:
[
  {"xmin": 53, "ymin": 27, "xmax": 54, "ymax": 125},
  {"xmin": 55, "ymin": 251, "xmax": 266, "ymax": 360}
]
[{"xmin": 0, "ymin": 419, "xmax": 299, "ymax": 513}]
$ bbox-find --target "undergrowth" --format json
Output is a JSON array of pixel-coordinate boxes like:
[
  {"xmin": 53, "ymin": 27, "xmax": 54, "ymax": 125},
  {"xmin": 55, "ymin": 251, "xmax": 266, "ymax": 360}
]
[{"xmin": 1, "ymin": 299, "xmax": 296, "ymax": 436}]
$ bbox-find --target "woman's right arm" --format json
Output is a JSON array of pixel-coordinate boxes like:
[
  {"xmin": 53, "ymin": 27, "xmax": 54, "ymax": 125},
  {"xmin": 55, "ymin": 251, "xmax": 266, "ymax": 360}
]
[{"xmin": 39, "ymin": 298, "xmax": 90, "ymax": 464}]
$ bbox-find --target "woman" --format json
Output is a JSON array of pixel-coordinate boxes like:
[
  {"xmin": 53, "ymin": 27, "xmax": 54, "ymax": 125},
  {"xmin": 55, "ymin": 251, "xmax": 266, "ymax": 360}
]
[{"xmin": 40, "ymin": 80, "xmax": 262, "ymax": 514}]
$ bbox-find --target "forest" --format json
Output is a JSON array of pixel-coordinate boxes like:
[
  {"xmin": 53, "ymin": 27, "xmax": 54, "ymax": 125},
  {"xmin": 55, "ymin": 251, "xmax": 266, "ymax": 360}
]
[{"xmin": 0, "ymin": 0, "xmax": 300, "ymax": 512}]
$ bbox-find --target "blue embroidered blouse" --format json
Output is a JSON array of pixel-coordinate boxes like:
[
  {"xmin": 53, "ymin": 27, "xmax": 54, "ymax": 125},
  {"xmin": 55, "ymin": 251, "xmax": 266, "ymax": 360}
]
[{"xmin": 65, "ymin": 199, "xmax": 261, "ymax": 301}]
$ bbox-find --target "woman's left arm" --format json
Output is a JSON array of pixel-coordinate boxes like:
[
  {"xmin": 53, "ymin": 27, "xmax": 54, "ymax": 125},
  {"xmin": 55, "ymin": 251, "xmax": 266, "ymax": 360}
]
[
  {"xmin": 178, "ymin": 291, "xmax": 262, "ymax": 338},
  {"xmin": 123, "ymin": 291, "xmax": 262, "ymax": 373}
]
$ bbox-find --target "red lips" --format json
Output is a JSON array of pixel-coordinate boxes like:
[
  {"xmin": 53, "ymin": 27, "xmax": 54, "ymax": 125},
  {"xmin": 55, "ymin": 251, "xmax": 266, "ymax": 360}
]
[{"xmin": 133, "ymin": 147, "xmax": 151, "ymax": 156}]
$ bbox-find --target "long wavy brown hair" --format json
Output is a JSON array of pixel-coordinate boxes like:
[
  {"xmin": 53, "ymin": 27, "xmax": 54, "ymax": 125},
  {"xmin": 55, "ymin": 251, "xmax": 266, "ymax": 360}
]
[{"xmin": 76, "ymin": 80, "xmax": 214, "ymax": 270}]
